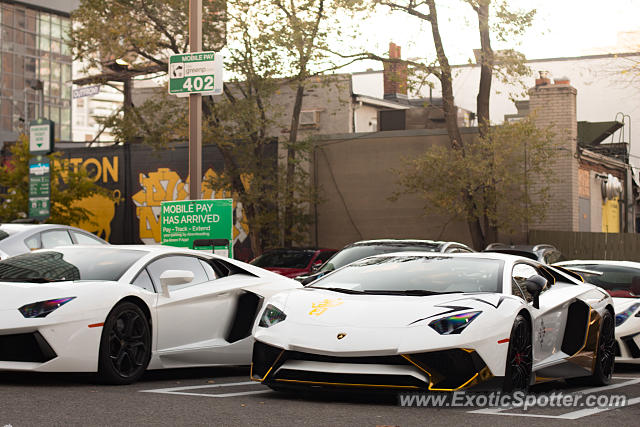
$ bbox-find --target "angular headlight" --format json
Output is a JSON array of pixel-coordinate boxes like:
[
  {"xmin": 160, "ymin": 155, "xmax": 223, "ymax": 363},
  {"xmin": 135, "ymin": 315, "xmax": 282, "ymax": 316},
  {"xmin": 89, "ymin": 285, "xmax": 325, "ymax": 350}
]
[
  {"xmin": 615, "ymin": 303, "xmax": 640, "ymax": 327},
  {"xmin": 429, "ymin": 311, "xmax": 481, "ymax": 335},
  {"xmin": 18, "ymin": 297, "xmax": 76, "ymax": 318},
  {"xmin": 259, "ymin": 304, "xmax": 286, "ymax": 328}
]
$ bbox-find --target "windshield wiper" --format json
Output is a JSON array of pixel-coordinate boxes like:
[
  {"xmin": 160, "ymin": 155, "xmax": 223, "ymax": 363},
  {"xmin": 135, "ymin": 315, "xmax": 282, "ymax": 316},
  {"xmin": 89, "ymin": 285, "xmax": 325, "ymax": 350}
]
[
  {"xmin": 388, "ymin": 290, "xmax": 464, "ymax": 296},
  {"xmin": 313, "ymin": 288, "xmax": 463, "ymax": 296},
  {"xmin": 315, "ymin": 287, "xmax": 366, "ymax": 294}
]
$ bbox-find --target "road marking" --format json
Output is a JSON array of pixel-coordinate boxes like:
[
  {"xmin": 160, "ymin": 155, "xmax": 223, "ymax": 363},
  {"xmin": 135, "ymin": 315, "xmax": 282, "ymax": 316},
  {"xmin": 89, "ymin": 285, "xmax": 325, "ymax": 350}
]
[
  {"xmin": 469, "ymin": 377, "xmax": 640, "ymax": 419},
  {"xmin": 140, "ymin": 380, "xmax": 271, "ymax": 398},
  {"xmin": 473, "ymin": 397, "xmax": 640, "ymax": 420}
]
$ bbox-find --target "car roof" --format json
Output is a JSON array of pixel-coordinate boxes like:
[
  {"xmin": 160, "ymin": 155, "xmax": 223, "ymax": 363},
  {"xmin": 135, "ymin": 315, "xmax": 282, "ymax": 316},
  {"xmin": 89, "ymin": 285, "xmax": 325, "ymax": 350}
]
[
  {"xmin": 367, "ymin": 250, "xmax": 536, "ymax": 263},
  {"xmin": 0, "ymin": 223, "xmax": 73, "ymax": 234},
  {"xmin": 484, "ymin": 243, "xmax": 557, "ymax": 252},
  {"xmin": 75, "ymin": 244, "xmax": 193, "ymax": 253},
  {"xmin": 34, "ymin": 244, "xmax": 222, "ymax": 259},
  {"xmin": 260, "ymin": 247, "xmax": 335, "ymax": 253},
  {"xmin": 557, "ymin": 260, "xmax": 640, "ymax": 268},
  {"xmin": 345, "ymin": 239, "xmax": 470, "ymax": 249}
]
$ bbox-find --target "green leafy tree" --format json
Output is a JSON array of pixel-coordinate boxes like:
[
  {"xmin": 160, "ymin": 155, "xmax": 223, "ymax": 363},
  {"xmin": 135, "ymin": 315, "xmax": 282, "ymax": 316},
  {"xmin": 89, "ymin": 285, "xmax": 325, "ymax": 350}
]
[
  {"xmin": 70, "ymin": 0, "xmax": 226, "ymax": 75},
  {"xmin": 374, "ymin": 0, "xmax": 537, "ymax": 248},
  {"xmin": 392, "ymin": 119, "xmax": 556, "ymax": 236},
  {"xmin": 0, "ymin": 135, "xmax": 113, "ymax": 225},
  {"xmin": 259, "ymin": 0, "xmax": 366, "ymax": 245},
  {"xmin": 70, "ymin": 0, "xmax": 325, "ymax": 255}
]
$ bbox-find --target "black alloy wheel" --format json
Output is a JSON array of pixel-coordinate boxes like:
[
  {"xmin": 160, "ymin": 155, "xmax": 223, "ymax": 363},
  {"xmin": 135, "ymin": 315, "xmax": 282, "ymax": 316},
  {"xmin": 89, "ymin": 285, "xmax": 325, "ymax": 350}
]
[
  {"xmin": 596, "ymin": 310, "xmax": 616, "ymax": 383},
  {"xmin": 503, "ymin": 314, "xmax": 532, "ymax": 392},
  {"xmin": 98, "ymin": 302, "xmax": 151, "ymax": 385},
  {"xmin": 568, "ymin": 310, "xmax": 615, "ymax": 386}
]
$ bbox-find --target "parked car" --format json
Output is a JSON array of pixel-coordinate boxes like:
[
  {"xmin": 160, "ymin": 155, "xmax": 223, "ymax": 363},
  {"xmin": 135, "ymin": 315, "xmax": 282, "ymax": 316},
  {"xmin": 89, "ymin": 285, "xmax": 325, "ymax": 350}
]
[
  {"xmin": 295, "ymin": 239, "xmax": 474, "ymax": 284},
  {"xmin": 250, "ymin": 248, "xmax": 337, "ymax": 279},
  {"xmin": 555, "ymin": 260, "xmax": 640, "ymax": 365},
  {"xmin": 483, "ymin": 243, "xmax": 564, "ymax": 264},
  {"xmin": 0, "ymin": 245, "xmax": 300, "ymax": 384},
  {"xmin": 253, "ymin": 252, "xmax": 615, "ymax": 393},
  {"xmin": 0, "ymin": 223, "xmax": 108, "ymax": 260}
]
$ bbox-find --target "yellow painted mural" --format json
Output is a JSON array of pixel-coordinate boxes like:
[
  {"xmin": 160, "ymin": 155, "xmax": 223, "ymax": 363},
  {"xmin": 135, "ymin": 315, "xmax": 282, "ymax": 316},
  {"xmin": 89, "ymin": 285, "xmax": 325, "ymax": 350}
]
[
  {"xmin": 54, "ymin": 156, "xmax": 119, "ymax": 183},
  {"xmin": 132, "ymin": 167, "xmax": 249, "ymax": 245},
  {"xmin": 70, "ymin": 191, "xmax": 121, "ymax": 241},
  {"xmin": 62, "ymin": 157, "xmax": 250, "ymax": 246}
]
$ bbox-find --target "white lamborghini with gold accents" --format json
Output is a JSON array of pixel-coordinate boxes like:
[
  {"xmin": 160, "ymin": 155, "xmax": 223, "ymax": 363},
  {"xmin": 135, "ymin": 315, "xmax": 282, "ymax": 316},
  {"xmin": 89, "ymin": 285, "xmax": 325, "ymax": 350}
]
[
  {"xmin": 252, "ymin": 252, "xmax": 615, "ymax": 393},
  {"xmin": 555, "ymin": 260, "xmax": 640, "ymax": 364}
]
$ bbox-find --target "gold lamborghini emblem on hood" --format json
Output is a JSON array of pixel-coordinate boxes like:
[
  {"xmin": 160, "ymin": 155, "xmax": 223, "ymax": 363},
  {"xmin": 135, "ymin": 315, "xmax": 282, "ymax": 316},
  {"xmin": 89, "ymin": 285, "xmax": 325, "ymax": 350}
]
[{"xmin": 337, "ymin": 333, "xmax": 347, "ymax": 340}]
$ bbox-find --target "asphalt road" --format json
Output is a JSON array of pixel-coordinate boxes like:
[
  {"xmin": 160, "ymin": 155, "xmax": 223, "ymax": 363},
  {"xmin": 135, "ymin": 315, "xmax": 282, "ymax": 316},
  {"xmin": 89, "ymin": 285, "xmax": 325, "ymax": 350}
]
[{"xmin": 1, "ymin": 365, "xmax": 639, "ymax": 426}]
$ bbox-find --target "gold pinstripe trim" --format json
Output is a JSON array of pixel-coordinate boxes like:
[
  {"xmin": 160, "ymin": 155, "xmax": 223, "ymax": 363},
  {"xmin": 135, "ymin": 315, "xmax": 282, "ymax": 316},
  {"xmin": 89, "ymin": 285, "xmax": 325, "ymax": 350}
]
[
  {"xmin": 401, "ymin": 353, "xmax": 493, "ymax": 391},
  {"xmin": 250, "ymin": 350, "xmax": 285, "ymax": 382}
]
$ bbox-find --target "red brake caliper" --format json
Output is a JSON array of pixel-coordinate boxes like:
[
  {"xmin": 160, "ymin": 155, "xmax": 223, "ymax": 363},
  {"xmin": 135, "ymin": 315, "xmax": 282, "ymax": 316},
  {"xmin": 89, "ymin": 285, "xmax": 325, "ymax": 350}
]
[{"xmin": 514, "ymin": 353, "xmax": 522, "ymax": 365}]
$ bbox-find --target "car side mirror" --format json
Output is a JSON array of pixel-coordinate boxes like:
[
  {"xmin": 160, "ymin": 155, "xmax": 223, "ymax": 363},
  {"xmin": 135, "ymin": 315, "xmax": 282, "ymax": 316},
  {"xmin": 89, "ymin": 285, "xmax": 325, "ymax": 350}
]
[
  {"xmin": 311, "ymin": 260, "xmax": 323, "ymax": 272},
  {"xmin": 159, "ymin": 270, "xmax": 194, "ymax": 298},
  {"xmin": 524, "ymin": 274, "xmax": 547, "ymax": 309}
]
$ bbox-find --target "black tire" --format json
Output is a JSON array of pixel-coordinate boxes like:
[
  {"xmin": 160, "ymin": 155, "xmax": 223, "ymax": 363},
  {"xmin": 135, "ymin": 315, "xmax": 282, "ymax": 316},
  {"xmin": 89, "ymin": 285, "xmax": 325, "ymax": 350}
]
[
  {"xmin": 566, "ymin": 310, "xmax": 615, "ymax": 387},
  {"xmin": 98, "ymin": 302, "xmax": 151, "ymax": 385},
  {"xmin": 503, "ymin": 314, "xmax": 532, "ymax": 392}
]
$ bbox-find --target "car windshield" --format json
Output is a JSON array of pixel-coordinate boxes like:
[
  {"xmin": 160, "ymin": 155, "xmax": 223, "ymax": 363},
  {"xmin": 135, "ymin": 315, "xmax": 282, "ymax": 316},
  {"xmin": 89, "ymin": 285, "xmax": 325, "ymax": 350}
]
[
  {"xmin": 251, "ymin": 251, "xmax": 314, "ymax": 269},
  {"xmin": 0, "ymin": 247, "xmax": 148, "ymax": 282},
  {"xmin": 565, "ymin": 264, "xmax": 640, "ymax": 298},
  {"xmin": 0, "ymin": 229, "xmax": 8, "ymax": 242},
  {"xmin": 309, "ymin": 255, "xmax": 503, "ymax": 294},
  {"xmin": 317, "ymin": 243, "xmax": 442, "ymax": 274}
]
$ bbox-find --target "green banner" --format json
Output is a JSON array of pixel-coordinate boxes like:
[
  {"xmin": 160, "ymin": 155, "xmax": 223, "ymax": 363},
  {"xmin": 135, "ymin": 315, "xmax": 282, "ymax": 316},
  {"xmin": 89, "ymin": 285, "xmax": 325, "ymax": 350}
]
[
  {"xmin": 161, "ymin": 199, "xmax": 233, "ymax": 257},
  {"xmin": 28, "ymin": 157, "xmax": 51, "ymax": 220}
]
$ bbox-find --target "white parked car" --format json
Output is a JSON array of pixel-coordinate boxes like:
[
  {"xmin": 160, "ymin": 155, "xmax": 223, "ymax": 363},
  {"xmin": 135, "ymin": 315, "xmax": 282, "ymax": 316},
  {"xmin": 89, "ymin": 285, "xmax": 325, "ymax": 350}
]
[
  {"xmin": 0, "ymin": 245, "xmax": 300, "ymax": 384},
  {"xmin": 556, "ymin": 260, "xmax": 640, "ymax": 364},
  {"xmin": 0, "ymin": 223, "xmax": 107, "ymax": 260},
  {"xmin": 253, "ymin": 252, "xmax": 614, "ymax": 393}
]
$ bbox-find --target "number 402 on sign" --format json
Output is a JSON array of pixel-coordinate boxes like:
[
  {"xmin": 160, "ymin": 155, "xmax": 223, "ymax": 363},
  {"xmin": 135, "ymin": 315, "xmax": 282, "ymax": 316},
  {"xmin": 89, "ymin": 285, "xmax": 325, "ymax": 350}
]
[{"xmin": 168, "ymin": 51, "xmax": 223, "ymax": 97}]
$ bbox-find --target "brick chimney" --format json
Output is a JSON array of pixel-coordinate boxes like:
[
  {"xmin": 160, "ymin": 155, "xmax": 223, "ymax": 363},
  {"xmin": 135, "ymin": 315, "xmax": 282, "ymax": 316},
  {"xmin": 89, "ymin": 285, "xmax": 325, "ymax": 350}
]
[
  {"xmin": 383, "ymin": 42, "xmax": 408, "ymax": 100},
  {"xmin": 528, "ymin": 77, "xmax": 579, "ymax": 231},
  {"xmin": 535, "ymin": 70, "xmax": 552, "ymax": 87}
]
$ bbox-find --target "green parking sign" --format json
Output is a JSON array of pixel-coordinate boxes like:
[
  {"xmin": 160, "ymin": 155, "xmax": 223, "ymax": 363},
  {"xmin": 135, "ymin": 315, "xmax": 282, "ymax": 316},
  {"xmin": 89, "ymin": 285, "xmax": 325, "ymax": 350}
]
[
  {"xmin": 161, "ymin": 199, "xmax": 233, "ymax": 257},
  {"xmin": 168, "ymin": 51, "xmax": 223, "ymax": 97}
]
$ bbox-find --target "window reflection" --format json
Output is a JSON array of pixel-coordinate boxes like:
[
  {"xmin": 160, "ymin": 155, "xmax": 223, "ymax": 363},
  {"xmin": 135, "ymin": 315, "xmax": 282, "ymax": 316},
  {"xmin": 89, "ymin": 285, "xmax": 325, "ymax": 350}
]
[{"xmin": 1, "ymin": 4, "xmax": 71, "ymax": 140}]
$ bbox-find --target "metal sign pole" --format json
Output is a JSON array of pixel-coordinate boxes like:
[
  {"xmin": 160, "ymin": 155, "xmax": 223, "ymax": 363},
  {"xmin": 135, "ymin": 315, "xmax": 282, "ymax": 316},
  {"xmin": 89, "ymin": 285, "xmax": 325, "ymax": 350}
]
[{"xmin": 189, "ymin": 0, "xmax": 202, "ymax": 200}]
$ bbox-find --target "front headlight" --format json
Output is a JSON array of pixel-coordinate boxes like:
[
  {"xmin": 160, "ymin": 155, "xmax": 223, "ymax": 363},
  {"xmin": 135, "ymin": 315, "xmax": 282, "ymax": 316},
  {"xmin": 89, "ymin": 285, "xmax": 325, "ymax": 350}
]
[
  {"xmin": 18, "ymin": 297, "xmax": 76, "ymax": 318},
  {"xmin": 429, "ymin": 311, "xmax": 481, "ymax": 335},
  {"xmin": 259, "ymin": 304, "xmax": 286, "ymax": 328},
  {"xmin": 615, "ymin": 303, "xmax": 640, "ymax": 327}
]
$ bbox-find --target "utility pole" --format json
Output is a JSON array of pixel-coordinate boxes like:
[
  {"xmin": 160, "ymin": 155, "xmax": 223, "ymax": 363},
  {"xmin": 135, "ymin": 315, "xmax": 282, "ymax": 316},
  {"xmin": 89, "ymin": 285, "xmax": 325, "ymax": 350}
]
[{"xmin": 189, "ymin": 0, "xmax": 202, "ymax": 200}]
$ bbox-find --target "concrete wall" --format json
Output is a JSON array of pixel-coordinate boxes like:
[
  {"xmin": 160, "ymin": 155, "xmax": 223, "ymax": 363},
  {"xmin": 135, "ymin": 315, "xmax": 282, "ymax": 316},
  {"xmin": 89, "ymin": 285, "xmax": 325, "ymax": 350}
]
[
  {"xmin": 312, "ymin": 129, "xmax": 477, "ymax": 250},
  {"xmin": 268, "ymin": 75, "xmax": 354, "ymax": 138}
]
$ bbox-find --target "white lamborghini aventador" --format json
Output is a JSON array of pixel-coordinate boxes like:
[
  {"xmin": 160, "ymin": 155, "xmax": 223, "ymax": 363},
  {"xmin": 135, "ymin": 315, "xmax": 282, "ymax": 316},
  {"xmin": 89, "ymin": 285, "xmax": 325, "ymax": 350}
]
[
  {"xmin": 0, "ymin": 245, "xmax": 300, "ymax": 384},
  {"xmin": 252, "ymin": 252, "xmax": 615, "ymax": 392},
  {"xmin": 556, "ymin": 260, "xmax": 640, "ymax": 364}
]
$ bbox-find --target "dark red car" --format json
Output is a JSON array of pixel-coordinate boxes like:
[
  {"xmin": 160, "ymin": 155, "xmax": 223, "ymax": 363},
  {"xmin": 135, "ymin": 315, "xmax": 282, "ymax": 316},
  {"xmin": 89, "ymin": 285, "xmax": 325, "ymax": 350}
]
[{"xmin": 250, "ymin": 248, "xmax": 337, "ymax": 278}]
